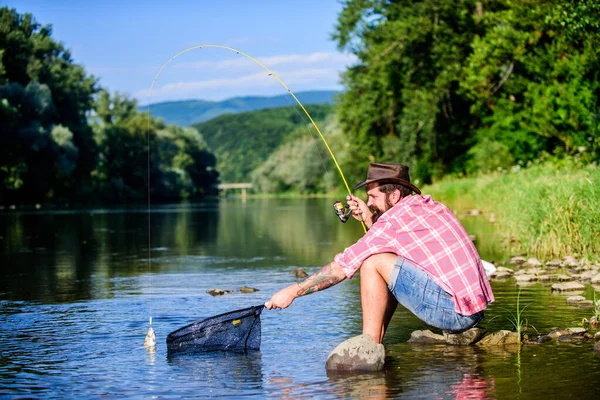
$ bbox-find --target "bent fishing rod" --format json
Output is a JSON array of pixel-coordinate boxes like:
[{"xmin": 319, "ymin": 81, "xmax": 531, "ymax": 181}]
[{"xmin": 146, "ymin": 44, "xmax": 367, "ymax": 232}]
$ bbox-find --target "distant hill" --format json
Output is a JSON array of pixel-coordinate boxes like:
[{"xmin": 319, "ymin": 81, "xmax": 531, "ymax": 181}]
[
  {"xmin": 193, "ymin": 103, "xmax": 334, "ymax": 183},
  {"xmin": 143, "ymin": 90, "xmax": 338, "ymax": 126}
]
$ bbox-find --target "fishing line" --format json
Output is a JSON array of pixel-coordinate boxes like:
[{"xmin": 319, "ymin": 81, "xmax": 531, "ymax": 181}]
[{"xmin": 280, "ymin": 93, "xmax": 331, "ymax": 187}]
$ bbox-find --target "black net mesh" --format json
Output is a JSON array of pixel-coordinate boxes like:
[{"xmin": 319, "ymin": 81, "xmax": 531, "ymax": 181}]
[{"xmin": 166, "ymin": 305, "xmax": 264, "ymax": 353}]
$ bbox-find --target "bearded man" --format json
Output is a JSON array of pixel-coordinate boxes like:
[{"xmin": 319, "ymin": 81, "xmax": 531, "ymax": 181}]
[{"xmin": 266, "ymin": 162, "xmax": 494, "ymax": 344}]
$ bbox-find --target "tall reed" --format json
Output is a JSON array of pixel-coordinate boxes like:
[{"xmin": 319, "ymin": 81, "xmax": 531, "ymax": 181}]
[{"xmin": 424, "ymin": 163, "xmax": 600, "ymax": 261}]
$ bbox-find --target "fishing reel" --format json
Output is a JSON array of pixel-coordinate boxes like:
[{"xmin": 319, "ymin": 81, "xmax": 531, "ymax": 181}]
[{"xmin": 333, "ymin": 201, "xmax": 353, "ymax": 223}]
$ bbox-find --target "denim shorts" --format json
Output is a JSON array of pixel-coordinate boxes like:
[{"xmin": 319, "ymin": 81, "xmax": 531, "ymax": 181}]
[{"xmin": 388, "ymin": 257, "xmax": 483, "ymax": 332}]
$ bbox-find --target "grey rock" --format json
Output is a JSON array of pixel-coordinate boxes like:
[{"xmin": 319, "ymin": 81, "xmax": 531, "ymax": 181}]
[
  {"xmin": 515, "ymin": 274, "xmax": 537, "ymax": 283},
  {"xmin": 477, "ymin": 330, "xmax": 520, "ymax": 346},
  {"xmin": 590, "ymin": 274, "xmax": 600, "ymax": 284},
  {"xmin": 551, "ymin": 282, "xmax": 586, "ymax": 292},
  {"xmin": 548, "ymin": 327, "xmax": 587, "ymax": 340},
  {"xmin": 523, "ymin": 257, "xmax": 543, "ymax": 268},
  {"xmin": 496, "ymin": 267, "xmax": 514, "ymax": 274},
  {"xmin": 240, "ymin": 286, "xmax": 259, "ymax": 293},
  {"xmin": 206, "ymin": 288, "xmax": 234, "ymax": 296},
  {"xmin": 326, "ymin": 334, "xmax": 386, "ymax": 372},
  {"xmin": 537, "ymin": 335, "xmax": 552, "ymax": 343},
  {"xmin": 291, "ymin": 267, "xmax": 308, "ymax": 278},
  {"xmin": 563, "ymin": 256, "xmax": 581, "ymax": 268},
  {"xmin": 577, "ymin": 300, "xmax": 595, "ymax": 308},
  {"xmin": 595, "ymin": 341, "xmax": 600, "ymax": 358},
  {"xmin": 513, "ymin": 269, "xmax": 529, "ymax": 276},
  {"xmin": 578, "ymin": 271, "xmax": 597, "ymax": 281},
  {"xmin": 558, "ymin": 334, "xmax": 588, "ymax": 343},
  {"xmin": 491, "ymin": 271, "xmax": 512, "ymax": 279},
  {"xmin": 510, "ymin": 256, "xmax": 527, "ymax": 266},
  {"xmin": 536, "ymin": 274, "xmax": 557, "ymax": 282},
  {"xmin": 545, "ymin": 260, "xmax": 562, "ymax": 268},
  {"xmin": 566, "ymin": 295, "xmax": 586, "ymax": 305},
  {"xmin": 444, "ymin": 328, "xmax": 483, "ymax": 345},
  {"xmin": 594, "ymin": 332, "xmax": 600, "ymax": 342},
  {"xmin": 556, "ymin": 274, "xmax": 574, "ymax": 282},
  {"xmin": 408, "ymin": 330, "xmax": 446, "ymax": 344}
]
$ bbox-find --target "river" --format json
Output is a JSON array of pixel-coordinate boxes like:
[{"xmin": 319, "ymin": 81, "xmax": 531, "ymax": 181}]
[{"xmin": 1, "ymin": 198, "xmax": 599, "ymax": 398}]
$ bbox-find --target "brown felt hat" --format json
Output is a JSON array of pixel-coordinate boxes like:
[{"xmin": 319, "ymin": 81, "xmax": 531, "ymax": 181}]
[{"xmin": 354, "ymin": 162, "xmax": 421, "ymax": 194}]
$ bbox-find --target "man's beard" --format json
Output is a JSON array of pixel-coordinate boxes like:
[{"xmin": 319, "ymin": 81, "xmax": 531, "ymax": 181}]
[{"xmin": 370, "ymin": 195, "xmax": 394, "ymax": 224}]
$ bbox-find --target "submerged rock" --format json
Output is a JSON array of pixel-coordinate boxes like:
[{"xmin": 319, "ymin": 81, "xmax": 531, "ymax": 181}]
[
  {"xmin": 240, "ymin": 286, "xmax": 259, "ymax": 293},
  {"xmin": 577, "ymin": 300, "xmax": 595, "ymax": 308},
  {"xmin": 547, "ymin": 327, "xmax": 587, "ymax": 340},
  {"xmin": 291, "ymin": 267, "xmax": 308, "ymax": 278},
  {"xmin": 563, "ymin": 256, "xmax": 581, "ymax": 268},
  {"xmin": 551, "ymin": 282, "xmax": 585, "ymax": 292},
  {"xmin": 444, "ymin": 328, "xmax": 483, "ymax": 345},
  {"xmin": 515, "ymin": 274, "xmax": 537, "ymax": 283},
  {"xmin": 491, "ymin": 271, "xmax": 512, "ymax": 280},
  {"xmin": 509, "ymin": 256, "xmax": 527, "ymax": 266},
  {"xmin": 523, "ymin": 257, "xmax": 543, "ymax": 268},
  {"xmin": 566, "ymin": 296, "xmax": 587, "ymax": 305},
  {"xmin": 477, "ymin": 330, "xmax": 520, "ymax": 346},
  {"xmin": 326, "ymin": 334, "xmax": 385, "ymax": 372},
  {"xmin": 594, "ymin": 341, "xmax": 600, "ymax": 358},
  {"xmin": 545, "ymin": 260, "xmax": 562, "ymax": 268},
  {"xmin": 408, "ymin": 330, "xmax": 445, "ymax": 344},
  {"xmin": 206, "ymin": 288, "xmax": 234, "ymax": 296}
]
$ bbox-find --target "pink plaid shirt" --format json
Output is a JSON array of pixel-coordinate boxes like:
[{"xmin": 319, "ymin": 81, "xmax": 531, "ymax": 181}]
[{"xmin": 334, "ymin": 194, "xmax": 494, "ymax": 315}]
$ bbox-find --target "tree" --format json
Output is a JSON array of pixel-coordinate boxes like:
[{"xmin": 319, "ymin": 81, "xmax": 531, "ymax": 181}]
[
  {"xmin": 0, "ymin": 7, "xmax": 98, "ymax": 202},
  {"xmin": 333, "ymin": 0, "xmax": 600, "ymax": 181}
]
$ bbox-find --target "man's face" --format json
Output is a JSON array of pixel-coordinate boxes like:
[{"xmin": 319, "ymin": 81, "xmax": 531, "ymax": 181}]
[{"xmin": 366, "ymin": 183, "xmax": 395, "ymax": 223}]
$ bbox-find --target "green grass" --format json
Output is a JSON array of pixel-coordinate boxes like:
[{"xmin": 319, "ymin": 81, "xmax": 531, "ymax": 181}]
[{"xmin": 424, "ymin": 163, "xmax": 600, "ymax": 262}]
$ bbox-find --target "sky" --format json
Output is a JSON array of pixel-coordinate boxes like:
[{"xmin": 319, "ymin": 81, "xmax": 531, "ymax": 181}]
[{"xmin": 3, "ymin": 0, "xmax": 356, "ymax": 104}]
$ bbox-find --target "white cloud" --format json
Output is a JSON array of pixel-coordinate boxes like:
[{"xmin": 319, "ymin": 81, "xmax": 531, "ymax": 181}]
[
  {"xmin": 172, "ymin": 51, "xmax": 356, "ymax": 72},
  {"xmin": 138, "ymin": 51, "xmax": 356, "ymax": 103}
]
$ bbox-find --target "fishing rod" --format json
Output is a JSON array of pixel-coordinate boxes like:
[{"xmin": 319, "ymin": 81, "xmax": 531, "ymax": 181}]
[{"xmin": 146, "ymin": 44, "xmax": 366, "ymax": 233}]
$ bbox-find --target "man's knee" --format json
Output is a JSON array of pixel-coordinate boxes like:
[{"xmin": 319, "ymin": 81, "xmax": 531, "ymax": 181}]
[{"xmin": 361, "ymin": 253, "xmax": 397, "ymax": 283}]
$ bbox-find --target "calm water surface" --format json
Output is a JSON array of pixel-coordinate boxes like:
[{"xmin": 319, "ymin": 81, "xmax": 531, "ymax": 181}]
[{"xmin": 1, "ymin": 198, "xmax": 599, "ymax": 399}]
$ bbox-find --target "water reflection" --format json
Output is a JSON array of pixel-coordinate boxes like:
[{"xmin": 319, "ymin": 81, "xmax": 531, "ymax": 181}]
[{"xmin": 166, "ymin": 351, "xmax": 264, "ymax": 396}]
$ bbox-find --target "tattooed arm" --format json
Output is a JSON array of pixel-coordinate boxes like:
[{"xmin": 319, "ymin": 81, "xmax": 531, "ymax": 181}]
[{"xmin": 265, "ymin": 261, "xmax": 347, "ymax": 310}]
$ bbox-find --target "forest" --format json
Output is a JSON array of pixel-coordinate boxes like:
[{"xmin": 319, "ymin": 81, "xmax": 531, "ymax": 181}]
[
  {"xmin": 1, "ymin": 1, "xmax": 600, "ymax": 203},
  {"xmin": 0, "ymin": 7, "xmax": 218, "ymax": 204}
]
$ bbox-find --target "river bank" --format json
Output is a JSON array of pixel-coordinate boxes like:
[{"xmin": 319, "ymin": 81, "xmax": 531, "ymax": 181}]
[{"xmin": 424, "ymin": 163, "xmax": 600, "ymax": 263}]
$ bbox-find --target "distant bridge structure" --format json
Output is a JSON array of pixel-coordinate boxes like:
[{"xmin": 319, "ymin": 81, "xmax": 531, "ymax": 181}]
[{"xmin": 217, "ymin": 183, "xmax": 253, "ymax": 201}]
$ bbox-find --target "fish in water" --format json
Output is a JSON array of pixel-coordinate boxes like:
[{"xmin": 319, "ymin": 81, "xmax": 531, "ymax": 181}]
[{"xmin": 144, "ymin": 326, "xmax": 156, "ymax": 348}]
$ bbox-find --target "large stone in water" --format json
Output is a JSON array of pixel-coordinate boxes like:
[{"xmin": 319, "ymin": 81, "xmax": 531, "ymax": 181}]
[
  {"xmin": 326, "ymin": 334, "xmax": 386, "ymax": 372},
  {"xmin": 476, "ymin": 330, "xmax": 520, "ymax": 346},
  {"xmin": 566, "ymin": 296, "xmax": 587, "ymax": 305},
  {"xmin": 551, "ymin": 282, "xmax": 585, "ymax": 292},
  {"xmin": 523, "ymin": 257, "xmax": 543, "ymax": 268},
  {"xmin": 548, "ymin": 327, "xmax": 587, "ymax": 340},
  {"xmin": 444, "ymin": 328, "xmax": 483, "ymax": 345},
  {"xmin": 515, "ymin": 274, "xmax": 536, "ymax": 283},
  {"xmin": 407, "ymin": 330, "xmax": 446, "ymax": 344}
]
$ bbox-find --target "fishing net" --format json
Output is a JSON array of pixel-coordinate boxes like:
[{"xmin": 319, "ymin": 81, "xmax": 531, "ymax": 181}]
[{"xmin": 166, "ymin": 305, "xmax": 264, "ymax": 353}]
